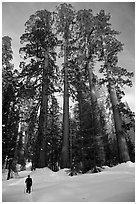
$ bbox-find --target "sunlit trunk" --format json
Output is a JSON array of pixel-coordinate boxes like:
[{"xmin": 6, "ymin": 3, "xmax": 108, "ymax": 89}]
[
  {"xmin": 37, "ymin": 51, "xmax": 49, "ymax": 167},
  {"xmin": 87, "ymin": 62, "xmax": 98, "ymax": 169},
  {"xmin": 87, "ymin": 62, "xmax": 106, "ymax": 167},
  {"xmin": 108, "ymin": 82, "xmax": 130, "ymax": 162}
]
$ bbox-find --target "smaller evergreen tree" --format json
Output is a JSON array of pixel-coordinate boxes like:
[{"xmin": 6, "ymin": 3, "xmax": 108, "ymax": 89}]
[{"xmin": 2, "ymin": 36, "xmax": 20, "ymax": 167}]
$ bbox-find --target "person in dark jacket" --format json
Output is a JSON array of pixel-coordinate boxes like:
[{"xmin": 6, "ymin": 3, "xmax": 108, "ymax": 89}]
[{"xmin": 25, "ymin": 175, "xmax": 32, "ymax": 193}]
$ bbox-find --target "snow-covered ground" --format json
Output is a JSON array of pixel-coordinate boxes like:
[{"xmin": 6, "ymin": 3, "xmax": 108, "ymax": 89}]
[{"xmin": 2, "ymin": 161, "xmax": 135, "ymax": 202}]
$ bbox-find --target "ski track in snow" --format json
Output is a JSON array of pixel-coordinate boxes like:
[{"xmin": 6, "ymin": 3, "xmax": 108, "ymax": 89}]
[{"xmin": 26, "ymin": 193, "xmax": 33, "ymax": 202}]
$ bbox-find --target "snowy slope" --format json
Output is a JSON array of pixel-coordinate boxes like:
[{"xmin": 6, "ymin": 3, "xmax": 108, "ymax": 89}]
[{"xmin": 2, "ymin": 161, "xmax": 135, "ymax": 202}]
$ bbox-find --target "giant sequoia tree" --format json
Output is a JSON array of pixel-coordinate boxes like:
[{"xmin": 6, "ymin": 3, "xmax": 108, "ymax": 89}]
[
  {"xmin": 19, "ymin": 10, "xmax": 58, "ymax": 168},
  {"xmin": 99, "ymin": 38, "xmax": 132, "ymax": 162},
  {"xmin": 96, "ymin": 11, "xmax": 133, "ymax": 162},
  {"xmin": 73, "ymin": 9, "xmax": 108, "ymax": 169},
  {"xmin": 55, "ymin": 3, "xmax": 76, "ymax": 168}
]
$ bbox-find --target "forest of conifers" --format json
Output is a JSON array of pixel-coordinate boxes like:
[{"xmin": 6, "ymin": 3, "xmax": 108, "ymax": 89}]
[{"xmin": 2, "ymin": 3, "xmax": 135, "ymax": 177}]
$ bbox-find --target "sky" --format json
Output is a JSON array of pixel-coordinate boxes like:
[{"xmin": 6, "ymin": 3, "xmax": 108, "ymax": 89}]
[{"xmin": 2, "ymin": 1, "xmax": 135, "ymax": 111}]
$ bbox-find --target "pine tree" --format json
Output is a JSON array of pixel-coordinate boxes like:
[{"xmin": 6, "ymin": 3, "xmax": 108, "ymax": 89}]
[{"xmin": 2, "ymin": 36, "xmax": 19, "ymax": 165}]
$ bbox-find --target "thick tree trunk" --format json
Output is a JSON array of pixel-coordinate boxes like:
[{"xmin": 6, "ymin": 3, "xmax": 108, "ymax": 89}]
[
  {"xmin": 87, "ymin": 62, "xmax": 106, "ymax": 167},
  {"xmin": 108, "ymin": 82, "xmax": 130, "ymax": 163},
  {"xmin": 75, "ymin": 74, "xmax": 84, "ymax": 167},
  {"xmin": 87, "ymin": 62, "xmax": 98, "ymax": 165},
  {"xmin": 61, "ymin": 40, "xmax": 70, "ymax": 169},
  {"xmin": 37, "ymin": 51, "xmax": 49, "ymax": 168},
  {"xmin": 87, "ymin": 63, "xmax": 97, "ymax": 103}
]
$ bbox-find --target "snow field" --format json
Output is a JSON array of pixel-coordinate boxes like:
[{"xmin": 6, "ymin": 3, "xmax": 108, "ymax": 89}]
[{"xmin": 2, "ymin": 161, "xmax": 135, "ymax": 202}]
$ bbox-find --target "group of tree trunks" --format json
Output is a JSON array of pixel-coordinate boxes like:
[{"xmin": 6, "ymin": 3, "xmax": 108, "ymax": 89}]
[{"xmin": 2, "ymin": 4, "xmax": 135, "ymax": 177}]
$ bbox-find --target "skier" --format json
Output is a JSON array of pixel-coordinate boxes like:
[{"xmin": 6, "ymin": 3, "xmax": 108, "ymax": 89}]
[{"xmin": 25, "ymin": 175, "xmax": 32, "ymax": 193}]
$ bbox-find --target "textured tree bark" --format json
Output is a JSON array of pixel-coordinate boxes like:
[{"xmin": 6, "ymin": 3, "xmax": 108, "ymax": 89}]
[
  {"xmin": 61, "ymin": 40, "xmax": 70, "ymax": 169},
  {"xmin": 75, "ymin": 73, "xmax": 85, "ymax": 167},
  {"xmin": 87, "ymin": 62, "xmax": 97, "ymax": 104},
  {"xmin": 108, "ymin": 82, "xmax": 130, "ymax": 163},
  {"xmin": 37, "ymin": 51, "xmax": 49, "ymax": 168},
  {"xmin": 87, "ymin": 62, "xmax": 98, "ymax": 168},
  {"xmin": 87, "ymin": 62, "xmax": 106, "ymax": 167}
]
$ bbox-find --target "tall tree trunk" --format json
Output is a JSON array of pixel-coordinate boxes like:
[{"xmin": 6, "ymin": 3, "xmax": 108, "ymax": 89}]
[
  {"xmin": 75, "ymin": 74, "xmax": 84, "ymax": 167},
  {"xmin": 87, "ymin": 61, "xmax": 98, "ymax": 168},
  {"xmin": 61, "ymin": 40, "xmax": 70, "ymax": 169},
  {"xmin": 87, "ymin": 61, "xmax": 106, "ymax": 168},
  {"xmin": 87, "ymin": 62, "xmax": 97, "ymax": 104},
  {"xmin": 108, "ymin": 82, "xmax": 130, "ymax": 163},
  {"xmin": 37, "ymin": 51, "xmax": 49, "ymax": 168}
]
